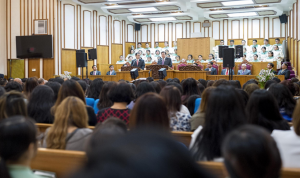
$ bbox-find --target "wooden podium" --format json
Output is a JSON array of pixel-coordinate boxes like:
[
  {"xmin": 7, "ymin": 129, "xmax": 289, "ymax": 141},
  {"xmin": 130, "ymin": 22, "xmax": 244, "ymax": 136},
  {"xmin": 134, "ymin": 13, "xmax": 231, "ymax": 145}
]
[
  {"xmin": 179, "ymin": 65, "xmax": 202, "ymax": 71},
  {"xmin": 121, "ymin": 66, "xmax": 141, "ymax": 71},
  {"xmin": 146, "ymin": 65, "xmax": 168, "ymax": 79}
]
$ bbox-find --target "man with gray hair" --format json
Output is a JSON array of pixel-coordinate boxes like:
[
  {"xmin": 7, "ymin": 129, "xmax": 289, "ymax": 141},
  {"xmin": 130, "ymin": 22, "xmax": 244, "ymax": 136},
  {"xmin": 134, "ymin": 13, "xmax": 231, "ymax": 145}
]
[
  {"xmin": 238, "ymin": 64, "xmax": 251, "ymax": 75},
  {"xmin": 13, "ymin": 78, "xmax": 22, "ymax": 85}
]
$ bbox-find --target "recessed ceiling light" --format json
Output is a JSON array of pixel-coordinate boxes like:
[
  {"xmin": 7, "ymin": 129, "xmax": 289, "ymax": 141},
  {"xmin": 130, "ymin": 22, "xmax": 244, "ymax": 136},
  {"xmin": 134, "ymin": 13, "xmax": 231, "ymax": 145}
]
[
  {"xmin": 129, "ymin": 7, "xmax": 158, "ymax": 12},
  {"xmin": 227, "ymin": 12, "xmax": 257, "ymax": 17},
  {"xmin": 149, "ymin": 17, "xmax": 176, "ymax": 21},
  {"xmin": 222, "ymin": 0, "xmax": 254, "ymax": 6}
]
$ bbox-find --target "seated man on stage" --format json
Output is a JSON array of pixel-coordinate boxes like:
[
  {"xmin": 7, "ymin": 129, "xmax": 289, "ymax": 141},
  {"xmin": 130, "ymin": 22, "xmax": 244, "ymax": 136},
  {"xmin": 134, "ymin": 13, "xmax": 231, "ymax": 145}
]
[
  {"xmin": 238, "ymin": 64, "xmax": 251, "ymax": 75},
  {"xmin": 229, "ymin": 40, "xmax": 235, "ymax": 48},
  {"xmin": 106, "ymin": 65, "xmax": 116, "ymax": 75},
  {"xmin": 158, "ymin": 51, "xmax": 172, "ymax": 67},
  {"xmin": 205, "ymin": 61, "xmax": 217, "ymax": 75},
  {"xmin": 267, "ymin": 63, "xmax": 277, "ymax": 74},
  {"xmin": 262, "ymin": 39, "xmax": 273, "ymax": 51},
  {"xmin": 221, "ymin": 67, "xmax": 235, "ymax": 75},
  {"xmin": 116, "ymin": 55, "xmax": 125, "ymax": 64},
  {"xmin": 131, "ymin": 53, "xmax": 145, "ymax": 70},
  {"xmin": 90, "ymin": 65, "xmax": 101, "ymax": 75}
]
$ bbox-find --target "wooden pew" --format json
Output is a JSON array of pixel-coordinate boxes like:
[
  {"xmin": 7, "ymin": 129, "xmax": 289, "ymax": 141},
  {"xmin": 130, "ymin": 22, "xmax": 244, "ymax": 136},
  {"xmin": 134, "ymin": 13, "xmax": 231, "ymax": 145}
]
[
  {"xmin": 31, "ymin": 149, "xmax": 300, "ymax": 178},
  {"xmin": 36, "ymin": 124, "xmax": 192, "ymax": 148}
]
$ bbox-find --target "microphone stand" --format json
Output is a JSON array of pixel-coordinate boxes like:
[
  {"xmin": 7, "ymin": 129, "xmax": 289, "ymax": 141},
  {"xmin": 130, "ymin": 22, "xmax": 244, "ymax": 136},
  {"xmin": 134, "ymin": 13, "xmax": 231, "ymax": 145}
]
[{"xmin": 148, "ymin": 69, "xmax": 151, "ymax": 78}]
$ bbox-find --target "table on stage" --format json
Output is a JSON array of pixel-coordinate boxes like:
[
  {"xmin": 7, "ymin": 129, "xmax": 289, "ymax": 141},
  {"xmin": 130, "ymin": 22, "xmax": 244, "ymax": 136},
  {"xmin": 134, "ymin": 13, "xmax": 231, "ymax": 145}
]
[{"xmin": 83, "ymin": 71, "xmax": 284, "ymax": 87}]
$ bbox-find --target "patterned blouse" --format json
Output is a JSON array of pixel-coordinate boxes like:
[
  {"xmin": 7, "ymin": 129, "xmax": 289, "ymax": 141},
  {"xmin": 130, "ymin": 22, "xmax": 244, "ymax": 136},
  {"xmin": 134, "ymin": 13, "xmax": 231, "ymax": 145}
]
[
  {"xmin": 97, "ymin": 108, "xmax": 130, "ymax": 124},
  {"xmin": 170, "ymin": 112, "xmax": 191, "ymax": 131}
]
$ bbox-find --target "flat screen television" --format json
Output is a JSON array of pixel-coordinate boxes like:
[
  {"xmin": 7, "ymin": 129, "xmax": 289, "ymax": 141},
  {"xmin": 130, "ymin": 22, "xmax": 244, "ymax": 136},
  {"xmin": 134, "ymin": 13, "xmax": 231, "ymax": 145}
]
[{"xmin": 16, "ymin": 35, "xmax": 53, "ymax": 58}]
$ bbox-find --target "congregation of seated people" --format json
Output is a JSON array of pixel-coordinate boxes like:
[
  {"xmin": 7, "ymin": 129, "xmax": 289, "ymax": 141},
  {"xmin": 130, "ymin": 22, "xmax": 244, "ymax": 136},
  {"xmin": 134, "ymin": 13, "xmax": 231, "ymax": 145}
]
[{"xmin": 0, "ymin": 75, "xmax": 300, "ymax": 178}]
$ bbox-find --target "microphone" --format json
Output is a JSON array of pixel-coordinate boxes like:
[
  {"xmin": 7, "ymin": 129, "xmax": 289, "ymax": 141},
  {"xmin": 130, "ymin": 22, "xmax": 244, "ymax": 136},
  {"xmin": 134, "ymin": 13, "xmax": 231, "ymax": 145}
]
[{"xmin": 149, "ymin": 69, "xmax": 151, "ymax": 74}]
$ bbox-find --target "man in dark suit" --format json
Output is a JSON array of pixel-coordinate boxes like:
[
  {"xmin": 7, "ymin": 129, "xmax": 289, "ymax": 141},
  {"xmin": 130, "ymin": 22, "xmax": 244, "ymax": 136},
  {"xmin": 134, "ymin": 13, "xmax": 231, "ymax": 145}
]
[
  {"xmin": 131, "ymin": 53, "xmax": 145, "ymax": 70},
  {"xmin": 204, "ymin": 61, "xmax": 217, "ymax": 75},
  {"xmin": 221, "ymin": 67, "xmax": 235, "ymax": 75},
  {"xmin": 237, "ymin": 64, "xmax": 252, "ymax": 75},
  {"xmin": 106, "ymin": 65, "xmax": 116, "ymax": 75},
  {"xmin": 267, "ymin": 63, "xmax": 277, "ymax": 74},
  {"xmin": 157, "ymin": 51, "xmax": 172, "ymax": 67},
  {"xmin": 90, "ymin": 65, "xmax": 101, "ymax": 75},
  {"xmin": 278, "ymin": 62, "xmax": 290, "ymax": 80}
]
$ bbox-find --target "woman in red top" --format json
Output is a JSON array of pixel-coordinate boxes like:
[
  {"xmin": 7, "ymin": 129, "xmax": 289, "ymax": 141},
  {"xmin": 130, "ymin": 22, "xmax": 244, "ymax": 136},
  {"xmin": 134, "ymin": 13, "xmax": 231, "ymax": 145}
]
[{"xmin": 96, "ymin": 82, "xmax": 134, "ymax": 124}]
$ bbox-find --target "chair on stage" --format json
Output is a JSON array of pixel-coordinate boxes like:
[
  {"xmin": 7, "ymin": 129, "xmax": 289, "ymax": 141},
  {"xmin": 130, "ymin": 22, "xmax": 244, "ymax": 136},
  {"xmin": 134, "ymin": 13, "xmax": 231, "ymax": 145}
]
[
  {"xmin": 146, "ymin": 65, "xmax": 168, "ymax": 79},
  {"xmin": 238, "ymin": 60, "xmax": 253, "ymax": 71},
  {"xmin": 121, "ymin": 66, "xmax": 141, "ymax": 71}
]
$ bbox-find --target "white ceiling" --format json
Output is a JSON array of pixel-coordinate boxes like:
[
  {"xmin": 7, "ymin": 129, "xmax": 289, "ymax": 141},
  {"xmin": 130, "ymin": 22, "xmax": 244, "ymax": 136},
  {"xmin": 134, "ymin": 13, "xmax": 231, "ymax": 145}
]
[{"xmin": 72, "ymin": 0, "xmax": 296, "ymax": 23}]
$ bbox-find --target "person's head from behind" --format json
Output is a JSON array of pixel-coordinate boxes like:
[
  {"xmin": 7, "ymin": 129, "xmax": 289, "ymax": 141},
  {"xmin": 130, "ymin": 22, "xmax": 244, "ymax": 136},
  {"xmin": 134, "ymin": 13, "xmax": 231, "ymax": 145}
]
[
  {"xmin": 246, "ymin": 90, "xmax": 286, "ymax": 132},
  {"xmin": 198, "ymin": 79, "xmax": 207, "ymax": 88},
  {"xmin": 72, "ymin": 129, "xmax": 215, "ymax": 178},
  {"xmin": 157, "ymin": 80, "xmax": 167, "ymax": 89},
  {"xmin": 291, "ymin": 78, "xmax": 299, "ymax": 83},
  {"xmin": 135, "ymin": 82, "xmax": 155, "ymax": 101},
  {"xmin": 213, "ymin": 79, "xmax": 229, "ymax": 87},
  {"xmin": 160, "ymin": 86, "xmax": 181, "ymax": 114},
  {"xmin": 97, "ymin": 82, "xmax": 115, "ymax": 110},
  {"xmin": 0, "ymin": 92, "xmax": 27, "ymax": 121},
  {"xmin": 77, "ymin": 80, "xmax": 88, "ymax": 94},
  {"xmin": 197, "ymin": 87, "xmax": 216, "ymax": 113},
  {"xmin": 228, "ymin": 80, "xmax": 241, "ymax": 89},
  {"xmin": 0, "ymin": 116, "xmax": 37, "ymax": 175},
  {"xmin": 4, "ymin": 81, "xmax": 23, "ymax": 93},
  {"xmin": 130, "ymin": 93, "xmax": 169, "ymax": 131},
  {"xmin": 166, "ymin": 82, "xmax": 183, "ymax": 95},
  {"xmin": 280, "ymin": 80, "xmax": 296, "ymax": 96},
  {"xmin": 87, "ymin": 78, "xmax": 104, "ymax": 99},
  {"xmin": 191, "ymin": 86, "xmax": 246, "ymax": 161},
  {"xmin": 265, "ymin": 80, "xmax": 276, "ymax": 90},
  {"xmin": 293, "ymin": 102, "xmax": 300, "ymax": 136},
  {"xmin": 272, "ymin": 77, "xmax": 281, "ymax": 83},
  {"xmin": 173, "ymin": 78, "xmax": 180, "ymax": 84},
  {"xmin": 0, "ymin": 87, "xmax": 5, "ymax": 98},
  {"xmin": 54, "ymin": 77, "xmax": 64, "ymax": 85},
  {"xmin": 45, "ymin": 81, "xmax": 61, "ymax": 101},
  {"xmin": 182, "ymin": 78, "xmax": 200, "ymax": 97},
  {"xmin": 268, "ymin": 83, "xmax": 296, "ymax": 118},
  {"xmin": 222, "ymin": 125, "xmax": 281, "ymax": 178},
  {"xmin": 146, "ymin": 77, "xmax": 154, "ymax": 83},
  {"xmin": 24, "ymin": 77, "xmax": 39, "ymax": 97},
  {"xmin": 28, "ymin": 85, "xmax": 55, "ymax": 123},
  {"xmin": 47, "ymin": 97, "xmax": 88, "ymax": 149},
  {"xmin": 244, "ymin": 83, "xmax": 259, "ymax": 96},
  {"xmin": 187, "ymin": 95, "xmax": 201, "ymax": 116},
  {"xmin": 149, "ymin": 82, "xmax": 161, "ymax": 94},
  {"xmin": 109, "ymin": 82, "xmax": 134, "ymax": 105},
  {"xmin": 52, "ymin": 80, "xmax": 86, "ymax": 114},
  {"xmin": 0, "ymin": 78, "xmax": 8, "ymax": 87}
]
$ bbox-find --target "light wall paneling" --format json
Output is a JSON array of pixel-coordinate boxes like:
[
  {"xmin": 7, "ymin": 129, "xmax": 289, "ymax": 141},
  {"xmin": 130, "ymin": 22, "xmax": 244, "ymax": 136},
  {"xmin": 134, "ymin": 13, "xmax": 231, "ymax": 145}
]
[
  {"xmin": 223, "ymin": 20, "xmax": 228, "ymax": 45},
  {"xmin": 111, "ymin": 44, "xmax": 122, "ymax": 65},
  {"xmin": 108, "ymin": 15, "xmax": 112, "ymax": 63},
  {"xmin": 141, "ymin": 25, "xmax": 148, "ymax": 42},
  {"xmin": 193, "ymin": 22, "xmax": 201, "ymax": 33},
  {"xmin": 127, "ymin": 24, "xmax": 134, "ymax": 42},
  {"xmin": 150, "ymin": 23, "xmax": 154, "ymax": 47},
  {"xmin": 291, "ymin": 10, "xmax": 293, "ymax": 39},
  {"xmin": 122, "ymin": 20, "xmax": 125, "ymax": 61},
  {"xmin": 212, "ymin": 21, "xmax": 220, "ymax": 40},
  {"xmin": 243, "ymin": 19, "xmax": 248, "ymax": 43},
  {"xmin": 252, "ymin": 19, "xmax": 260, "ymax": 39},
  {"xmin": 97, "ymin": 45, "xmax": 109, "ymax": 64},
  {"xmin": 0, "ymin": 0, "xmax": 6, "ymax": 75},
  {"xmin": 113, "ymin": 20, "xmax": 121, "ymax": 44},
  {"xmin": 99, "ymin": 16, "xmax": 107, "ymax": 45},
  {"xmin": 186, "ymin": 21, "xmax": 191, "ymax": 38},
  {"xmin": 231, "ymin": 20, "xmax": 239, "ymax": 39},
  {"xmin": 175, "ymin": 23, "xmax": 183, "ymax": 41},
  {"xmin": 298, "ymin": 0, "xmax": 300, "ymax": 40},
  {"xmin": 272, "ymin": 18, "xmax": 281, "ymax": 38},
  {"xmin": 169, "ymin": 22, "xmax": 173, "ymax": 46},
  {"xmin": 294, "ymin": 3, "xmax": 297, "ymax": 39},
  {"xmin": 28, "ymin": 58, "xmax": 40, "ymax": 78},
  {"xmin": 264, "ymin": 17, "xmax": 269, "ymax": 39},
  {"xmin": 63, "ymin": 4, "xmax": 75, "ymax": 49},
  {"xmin": 61, "ymin": 49, "xmax": 76, "ymax": 76},
  {"xmin": 158, "ymin": 24, "xmax": 165, "ymax": 42},
  {"xmin": 204, "ymin": 20, "xmax": 209, "ymax": 37},
  {"xmin": 83, "ymin": 10, "xmax": 92, "ymax": 47}
]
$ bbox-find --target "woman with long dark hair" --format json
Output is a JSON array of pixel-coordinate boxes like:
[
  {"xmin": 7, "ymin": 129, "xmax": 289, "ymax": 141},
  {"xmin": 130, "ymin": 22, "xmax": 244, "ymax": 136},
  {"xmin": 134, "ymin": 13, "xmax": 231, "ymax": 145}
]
[
  {"xmin": 97, "ymin": 82, "xmax": 115, "ymax": 110},
  {"xmin": 128, "ymin": 82, "xmax": 155, "ymax": 110},
  {"xmin": 181, "ymin": 78, "xmax": 200, "ymax": 106},
  {"xmin": 24, "ymin": 77, "xmax": 39, "ymax": 98},
  {"xmin": 28, "ymin": 85, "xmax": 55, "ymax": 123},
  {"xmin": 0, "ymin": 92, "xmax": 27, "ymax": 120},
  {"xmin": 246, "ymin": 90, "xmax": 290, "ymax": 132},
  {"xmin": 0, "ymin": 116, "xmax": 39, "ymax": 178},
  {"xmin": 190, "ymin": 86, "xmax": 246, "ymax": 161},
  {"xmin": 87, "ymin": 78, "xmax": 105, "ymax": 99},
  {"xmin": 268, "ymin": 83, "xmax": 296, "ymax": 122}
]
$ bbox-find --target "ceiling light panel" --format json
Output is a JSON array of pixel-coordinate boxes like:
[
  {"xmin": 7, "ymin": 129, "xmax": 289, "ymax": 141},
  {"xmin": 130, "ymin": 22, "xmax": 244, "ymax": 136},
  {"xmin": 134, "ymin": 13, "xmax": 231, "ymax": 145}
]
[
  {"xmin": 129, "ymin": 7, "xmax": 158, "ymax": 12},
  {"xmin": 149, "ymin": 17, "xmax": 177, "ymax": 21},
  {"xmin": 222, "ymin": 0, "xmax": 254, "ymax": 6},
  {"xmin": 227, "ymin": 12, "xmax": 257, "ymax": 17}
]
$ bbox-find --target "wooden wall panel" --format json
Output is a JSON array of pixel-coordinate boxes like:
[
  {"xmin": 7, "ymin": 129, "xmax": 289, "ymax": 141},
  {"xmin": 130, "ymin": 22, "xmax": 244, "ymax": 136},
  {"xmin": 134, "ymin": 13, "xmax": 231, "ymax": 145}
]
[
  {"xmin": 298, "ymin": 41, "xmax": 300, "ymax": 76},
  {"xmin": 61, "ymin": 49, "xmax": 77, "ymax": 77},
  {"xmin": 125, "ymin": 42, "xmax": 135, "ymax": 58},
  {"xmin": 28, "ymin": 58, "xmax": 40, "ymax": 78},
  {"xmin": 248, "ymin": 38, "xmax": 265, "ymax": 45},
  {"xmin": 97, "ymin": 46, "xmax": 109, "ymax": 64},
  {"xmin": 111, "ymin": 44, "xmax": 122, "ymax": 64},
  {"xmin": 43, "ymin": 58, "xmax": 55, "ymax": 80},
  {"xmin": 269, "ymin": 37, "xmax": 286, "ymax": 45}
]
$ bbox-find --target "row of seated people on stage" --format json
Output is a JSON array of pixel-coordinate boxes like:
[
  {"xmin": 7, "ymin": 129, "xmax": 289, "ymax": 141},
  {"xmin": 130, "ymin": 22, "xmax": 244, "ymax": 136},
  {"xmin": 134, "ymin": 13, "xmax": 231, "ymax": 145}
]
[{"xmin": 0, "ymin": 75, "xmax": 300, "ymax": 178}]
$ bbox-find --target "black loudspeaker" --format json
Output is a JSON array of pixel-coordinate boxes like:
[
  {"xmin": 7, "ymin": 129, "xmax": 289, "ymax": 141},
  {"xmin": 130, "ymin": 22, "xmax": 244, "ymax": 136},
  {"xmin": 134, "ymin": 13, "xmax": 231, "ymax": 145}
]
[
  {"xmin": 235, "ymin": 45, "xmax": 243, "ymax": 58},
  {"xmin": 279, "ymin": 14, "xmax": 288, "ymax": 23},
  {"xmin": 77, "ymin": 49, "xmax": 85, "ymax": 53},
  {"xmin": 218, "ymin": 45, "xmax": 228, "ymax": 58},
  {"xmin": 130, "ymin": 68, "xmax": 139, "ymax": 80},
  {"xmin": 135, "ymin": 23, "xmax": 141, "ymax": 31},
  {"xmin": 76, "ymin": 52, "xmax": 87, "ymax": 67},
  {"xmin": 88, "ymin": 49, "xmax": 97, "ymax": 60},
  {"xmin": 223, "ymin": 48, "xmax": 235, "ymax": 68},
  {"xmin": 158, "ymin": 68, "xmax": 167, "ymax": 79}
]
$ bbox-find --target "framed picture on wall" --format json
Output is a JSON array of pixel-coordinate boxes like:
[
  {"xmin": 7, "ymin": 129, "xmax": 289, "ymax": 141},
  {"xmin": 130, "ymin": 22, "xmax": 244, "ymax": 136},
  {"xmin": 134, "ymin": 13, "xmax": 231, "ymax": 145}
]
[{"xmin": 33, "ymin": 19, "xmax": 48, "ymax": 35}]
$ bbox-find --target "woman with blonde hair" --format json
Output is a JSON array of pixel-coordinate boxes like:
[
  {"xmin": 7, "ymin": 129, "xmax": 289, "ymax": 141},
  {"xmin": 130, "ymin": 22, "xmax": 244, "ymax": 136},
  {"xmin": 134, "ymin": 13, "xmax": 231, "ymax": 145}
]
[{"xmin": 43, "ymin": 96, "xmax": 92, "ymax": 151}]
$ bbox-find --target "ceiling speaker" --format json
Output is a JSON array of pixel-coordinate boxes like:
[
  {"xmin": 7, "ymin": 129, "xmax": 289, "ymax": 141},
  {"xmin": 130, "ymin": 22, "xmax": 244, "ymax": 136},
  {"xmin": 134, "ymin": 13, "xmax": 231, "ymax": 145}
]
[{"xmin": 203, "ymin": 22, "xmax": 211, "ymax": 27}]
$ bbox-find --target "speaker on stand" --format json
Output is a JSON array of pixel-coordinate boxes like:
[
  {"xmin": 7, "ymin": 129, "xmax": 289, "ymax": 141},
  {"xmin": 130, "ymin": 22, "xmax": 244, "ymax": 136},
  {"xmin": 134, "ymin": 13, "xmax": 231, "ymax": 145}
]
[
  {"xmin": 223, "ymin": 48, "xmax": 235, "ymax": 80},
  {"xmin": 76, "ymin": 50, "xmax": 87, "ymax": 79}
]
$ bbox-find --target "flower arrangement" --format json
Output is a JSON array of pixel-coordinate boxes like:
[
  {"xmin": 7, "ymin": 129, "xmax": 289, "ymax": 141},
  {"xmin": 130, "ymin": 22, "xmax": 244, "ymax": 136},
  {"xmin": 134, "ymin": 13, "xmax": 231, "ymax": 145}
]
[
  {"xmin": 256, "ymin": 69, "xmax": 276, "ymax": 89},
  {"xmin": 59, "ymin": 71, "xmax": 72, "ymax": 80}
]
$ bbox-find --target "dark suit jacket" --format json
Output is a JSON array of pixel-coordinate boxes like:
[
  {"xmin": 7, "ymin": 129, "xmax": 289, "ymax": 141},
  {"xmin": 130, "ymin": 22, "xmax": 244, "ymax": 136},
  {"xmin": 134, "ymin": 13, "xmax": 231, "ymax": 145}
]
[
  {"xmin": 221, "ymin": 69, "xmax": 235, "ymax": 75},
  {"xmin": 205, "ymin": 68, "xmax": 217, "ymax": 75},
  {"xmin": 90, "ymin": 71, "xmax": 101, "ymax": 75},
  {"xmin": 131, "ymin": 58, "xmax": 145, "ymax": 70},
  {"xmin": 278, "ymin": 69, "xmax": 290, "ymax": 80},
  {"xmin": 157, "ymin": 57, "xmax": 172, "ymax": 67},
  {"xmin": 106, "ymin": 70, "xmax": 116, "ymax": 75},
  {"xmin": 270, "ymin": 69, "xmax": 277, "ymax": 75}
]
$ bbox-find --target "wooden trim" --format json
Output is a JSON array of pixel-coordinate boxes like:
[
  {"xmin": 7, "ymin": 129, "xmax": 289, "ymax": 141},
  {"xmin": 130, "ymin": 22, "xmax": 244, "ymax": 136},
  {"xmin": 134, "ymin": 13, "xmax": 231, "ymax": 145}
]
[
  {"xmin": 193, "ymin": 22, "xmax": 201, "ymax": 33},
  {"xmin": 291, "ymin": 9, "xmax": 293, "ymax": 39},
  {"xmin": 27, "ymin": 0, "xmax": 29, "ymax": 35},
  {"xmin": 63, "ymin": 4, "xmax": 75, "ymax": 49},
  {"xmin": 175, "ymin": 23, "xmax": 183, "ymax": 40},
  {"xmin": 251, "ymin": 18, "xmax": 260, "ymax": 38},
  {"xmin": 60, "ymin": 0, "xmax": 61, "ymax": 73},
  {"xmin": 157, "ymin": 23, "xmax": 165, "ymax": 42},
  {"xmin": 212, "ymin": 21, "xmax": 220, "ymax": 39},
  {"xmin": 263, "ymin": 17, "xmax": 269, "ymax": 39},
  {"xmin": 296, "ymin": 0, "xmax": 298, "ymax": 40},
  {"xmin": 140, "ymin": 24, "xmax": 148, "ymax": 42}
]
